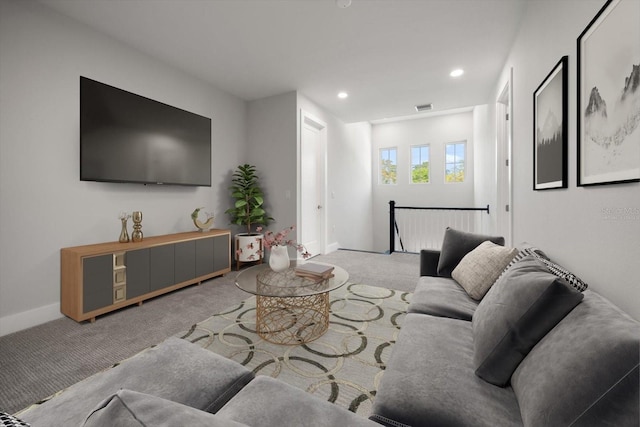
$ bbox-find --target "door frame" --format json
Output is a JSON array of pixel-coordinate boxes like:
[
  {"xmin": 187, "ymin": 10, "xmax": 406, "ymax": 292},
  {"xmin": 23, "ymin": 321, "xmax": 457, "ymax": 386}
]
[
  {"xmin": 496, "ymin": 69, "xmax": 514, "ymax": 245},
  {"xmin": 298, "ymin": 109, "xmax": 328, "ymax": 256}
]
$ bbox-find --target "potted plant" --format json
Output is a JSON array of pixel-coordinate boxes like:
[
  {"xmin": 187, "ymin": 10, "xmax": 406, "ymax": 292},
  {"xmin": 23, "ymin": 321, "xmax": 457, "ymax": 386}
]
[{"xmin": 225, "ymin": 164, "xmax": 274, "ymax": 265}]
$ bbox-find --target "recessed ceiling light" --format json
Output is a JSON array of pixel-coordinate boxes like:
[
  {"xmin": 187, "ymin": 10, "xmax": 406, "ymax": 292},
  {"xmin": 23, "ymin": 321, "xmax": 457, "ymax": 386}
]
[
  {"xmin": 338, "ymin": 92, "xmax": 349, "ymax": 99},
  {"xmin": 336, "ymin": 0, "xmax": 352, "ymax": 8},
  {"xmin": 450, "ymin": 69, "xmax": 464, "ymax": 78}
]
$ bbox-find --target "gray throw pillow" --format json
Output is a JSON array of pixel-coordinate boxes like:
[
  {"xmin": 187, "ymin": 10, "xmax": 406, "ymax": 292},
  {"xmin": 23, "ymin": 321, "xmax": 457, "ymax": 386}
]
[
  {"xmin": 472, "ymin": 256, "xmax": 584, "ymax": 386},
  {"xmin": 452, "ymin": 241, "xmax": 518, "ymax": 300},
  {"xmin": 83, "ymin": 389, "xmax": 248, "ymax": 427},
  {"xmin": 436, "ymin": 228, "xmax": 505, "ymax": 278}
]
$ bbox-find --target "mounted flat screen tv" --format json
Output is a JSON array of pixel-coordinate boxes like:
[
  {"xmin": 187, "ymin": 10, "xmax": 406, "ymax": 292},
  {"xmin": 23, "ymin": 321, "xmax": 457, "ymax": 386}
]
[{"xmin": 80, "ymin": 76, "xmax": 211, "ymax": 186}]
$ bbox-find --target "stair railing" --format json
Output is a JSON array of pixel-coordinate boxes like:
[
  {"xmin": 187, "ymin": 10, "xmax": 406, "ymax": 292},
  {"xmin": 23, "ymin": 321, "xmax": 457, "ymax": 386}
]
[{"xmin": 389, "ymin": 200, "xmax": 490, "ymax": 253}]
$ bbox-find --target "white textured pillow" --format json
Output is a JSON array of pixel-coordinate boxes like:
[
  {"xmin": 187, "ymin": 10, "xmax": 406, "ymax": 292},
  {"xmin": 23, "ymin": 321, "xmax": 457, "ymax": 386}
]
[{"xmin": 452, "ymin": 241, "xmax": 518, "ymax": 300}]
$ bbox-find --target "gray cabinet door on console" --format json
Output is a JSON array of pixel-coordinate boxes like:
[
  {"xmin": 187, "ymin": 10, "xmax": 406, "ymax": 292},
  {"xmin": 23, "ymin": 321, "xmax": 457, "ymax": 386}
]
[
  {"xmin": 149, "ymin": 245, "xmax": 175, "ymax": 292},
  {"xmin": 83, "ymin": 254, "xmax": 113, "ymax": 313},
  {"xmin": 213, "ymin": 234, "xmax": 230, "ymax": 272},
  {"xmin": 175, "ymin": 241, "xmax": 196, "ymax": 283},
  {"xmin": 195, "ymin": 238, "xmax": 214, "ymax": 277},
  {"xmin": 126, "ymin": 248, "xmax": 149, "ymax": 299}
]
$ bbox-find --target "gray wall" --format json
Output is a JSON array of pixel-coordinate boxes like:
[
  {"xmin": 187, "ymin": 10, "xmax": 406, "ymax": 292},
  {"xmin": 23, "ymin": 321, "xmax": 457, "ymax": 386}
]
[
  {"xmin": 0, "ymin": 1, "xmax": 247, "ymax": 334},
  {"xmin": 245, "ymin": 91, "xmax": 298, "ymax": 245},
  {"xmin": 496, "ymin": 0, "xmax": 640, "ymax": 320}
]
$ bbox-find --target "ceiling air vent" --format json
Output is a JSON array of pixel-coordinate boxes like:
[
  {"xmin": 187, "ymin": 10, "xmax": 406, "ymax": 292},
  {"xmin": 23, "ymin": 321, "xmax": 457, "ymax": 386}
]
[{"xmin": 415, "ymin": 103, "xmax": 433, "ymax": 112}]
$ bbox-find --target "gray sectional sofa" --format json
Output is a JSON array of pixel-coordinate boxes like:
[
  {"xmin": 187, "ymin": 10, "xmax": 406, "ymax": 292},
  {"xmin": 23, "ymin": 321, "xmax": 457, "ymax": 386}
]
[
  {"xmin": 370, "ymin": 228, "xmax": 640, "ymax": 427},
  {"xmin": 17, "ymin": 336, "xmax": 380, "ymax": 427},
  {"xmin": 14, "ymin": 228, "xmax": 640, "ymax": 426}
]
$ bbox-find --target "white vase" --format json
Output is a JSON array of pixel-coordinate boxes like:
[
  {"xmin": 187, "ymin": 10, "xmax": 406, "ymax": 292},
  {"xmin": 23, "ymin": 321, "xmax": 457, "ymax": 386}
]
[{"xmin": 269, "ymin": 245, "xmax": 290, "ymax": 272}]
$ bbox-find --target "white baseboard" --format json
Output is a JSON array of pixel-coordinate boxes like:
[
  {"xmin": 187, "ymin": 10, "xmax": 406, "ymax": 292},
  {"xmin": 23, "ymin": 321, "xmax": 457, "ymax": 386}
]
[
  {"xmin": 0, "ymin": 303, "xmax": 62, "ymax": 337},
  {"xmin": 326, "ymin": 242, "xmax": 340, "ymax": 253}
]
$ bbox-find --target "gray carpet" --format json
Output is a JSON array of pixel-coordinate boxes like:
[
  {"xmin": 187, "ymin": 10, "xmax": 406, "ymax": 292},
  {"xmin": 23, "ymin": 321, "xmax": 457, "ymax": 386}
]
[
  {"xmin": 178, "ymin": 283, "xmax": 412, "ymax": 418},
  {"xmin": 0, "ymin": 250, "xmax": 419, "ymax": 414}
]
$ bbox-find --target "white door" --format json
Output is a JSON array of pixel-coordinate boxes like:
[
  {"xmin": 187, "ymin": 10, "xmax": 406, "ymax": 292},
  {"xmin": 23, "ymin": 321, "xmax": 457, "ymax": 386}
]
[
  {"xmin": 300, "ymin": 111, "xmax": 326, "ymax": 256},
  {"xmin": 496, "ymin": 72, "xmax": 513, "ymax": 245}
]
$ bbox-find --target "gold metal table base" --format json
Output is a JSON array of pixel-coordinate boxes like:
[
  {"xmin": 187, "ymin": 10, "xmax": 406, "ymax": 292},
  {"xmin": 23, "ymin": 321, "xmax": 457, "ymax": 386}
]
[{"xmin": 256, "ymin": 292, "xmax": 330, "ymax": 345}]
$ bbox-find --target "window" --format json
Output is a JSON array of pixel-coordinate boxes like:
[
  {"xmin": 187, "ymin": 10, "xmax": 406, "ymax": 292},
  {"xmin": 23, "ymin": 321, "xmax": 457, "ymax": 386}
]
[
  {"xmin": 379, "ymin": 147, "xmax": 397, "ymax": 184},
  {"xmin": 411, "ymin": 144, "xmax": 430, "ymax": 183},
  {"xmin": 445, "ymin": 141, "xmax": 465, "ymax": 182}
]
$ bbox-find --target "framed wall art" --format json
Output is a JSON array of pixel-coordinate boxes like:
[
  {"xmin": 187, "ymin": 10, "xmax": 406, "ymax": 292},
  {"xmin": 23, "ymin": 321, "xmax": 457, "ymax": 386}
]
[
  {"xmin": 577, "ymin": 0, "xmax": 640, "ymax": 186},
  {"xmin": 534, "ymin": 56, "xmax": 568, "ymax": 190}
]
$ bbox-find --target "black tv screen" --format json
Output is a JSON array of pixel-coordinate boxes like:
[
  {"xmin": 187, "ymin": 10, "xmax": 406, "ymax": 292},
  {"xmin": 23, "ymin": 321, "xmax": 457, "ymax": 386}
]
[{"xmin": 80, "ymin": 77, "xmax": 211, "ymax": 186}]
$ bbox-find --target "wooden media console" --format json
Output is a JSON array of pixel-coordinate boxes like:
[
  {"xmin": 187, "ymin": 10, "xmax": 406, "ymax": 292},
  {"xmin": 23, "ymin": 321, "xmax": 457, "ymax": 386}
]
[{"xmin": 60, "ymin": 229, "xmax": 231, "ymax": 322}]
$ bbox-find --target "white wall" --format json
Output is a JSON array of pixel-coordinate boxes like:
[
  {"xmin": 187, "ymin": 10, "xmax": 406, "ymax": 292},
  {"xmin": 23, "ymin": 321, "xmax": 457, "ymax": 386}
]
[
  {"xmin": 371, "ymin": 112, "xmax": 475, "ymax": 252},
  {"xmin": 473, "ymin": 104, "xmax": 498, "ymax": 234},
  {"xmin": 495, "ymin": 0, "xmax": 640, "ymax": 320},
  {"xmin": 297, "ymin": 93, "xmax": 374, "ymax": 253},
  {"xmin": 0, "ymin": 1, "xmax": 247, "ymax": 335}
]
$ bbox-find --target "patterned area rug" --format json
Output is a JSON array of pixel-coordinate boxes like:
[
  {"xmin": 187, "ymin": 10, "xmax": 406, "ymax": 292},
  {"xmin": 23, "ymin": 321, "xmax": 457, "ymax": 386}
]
[{"xmin": 177, "ymin": 283, "xmax": 411, "ymax": 418}]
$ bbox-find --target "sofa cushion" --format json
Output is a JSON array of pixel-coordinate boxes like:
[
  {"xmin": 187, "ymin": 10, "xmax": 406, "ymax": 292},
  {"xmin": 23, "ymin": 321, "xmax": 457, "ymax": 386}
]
[
  {"xmin": 419, "ymin": 249, "xmax": 440, "ymax": 276},
  {"xmin": 83, "ymin": 389, "xmax": 248, "ymax": 427},
  {"xmin": 370, "ymin": 313, "xmax": 523, "ymax": 427},
  {"xmin": 19, "ymin": 337, "xmax": 255, "ymax": 427},
  {"xmin": 472, "ymin": 257, "xmax": 583, "ymax": 386},
  {"xmin": 436, "ymin": 228, "xmax": 505, "ymax": 278},
  {"xmin": 512, "ymin": 290, "xmax": 640, "ymax": 426},
  {"xmin": 408, "ymin": 276, "xmax": 478, "ymax": 321},
  {"xmin": 218, "ymin": 376, "xmax": 380, "ymax": 427},
  {"xmin": 452, "ymin": 241, "xmax": 517, "ymax": 300}
]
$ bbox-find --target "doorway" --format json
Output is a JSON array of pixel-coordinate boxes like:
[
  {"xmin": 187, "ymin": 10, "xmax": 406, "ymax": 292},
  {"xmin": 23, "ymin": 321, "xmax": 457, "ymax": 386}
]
[
  {"xmin": 299, "ymin": 110, "xmax": 327, "ymax": 256},
  {"xmin": 496, "ymin": 71, "xmax": 513, "ymax": 245}
]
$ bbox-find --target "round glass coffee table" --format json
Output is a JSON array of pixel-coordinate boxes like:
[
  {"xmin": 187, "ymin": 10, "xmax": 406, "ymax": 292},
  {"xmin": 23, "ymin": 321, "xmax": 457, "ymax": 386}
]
[{"xmin": 235, "ymin": 261, "xmax": 348, "ymax": 345}]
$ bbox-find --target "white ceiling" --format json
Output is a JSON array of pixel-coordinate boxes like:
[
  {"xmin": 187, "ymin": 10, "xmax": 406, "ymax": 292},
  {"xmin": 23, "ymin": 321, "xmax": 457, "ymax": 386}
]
[{"xmin": 39, "ymin": 0, "xmax": 526, "ymax": 123}]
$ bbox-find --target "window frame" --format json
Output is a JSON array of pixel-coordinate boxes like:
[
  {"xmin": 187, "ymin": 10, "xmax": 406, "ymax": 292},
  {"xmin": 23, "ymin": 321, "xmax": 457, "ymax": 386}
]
[
  {"xmin": 444, "ymin": 141, "xmax": 466, "ymax": 183},
  {"xmin": 378, "ymin": 146, "xmax": 398, "ymax": 185},
  {"xmin": 410, "ymin": 143, "xmax": 431, "ymax": 184}
]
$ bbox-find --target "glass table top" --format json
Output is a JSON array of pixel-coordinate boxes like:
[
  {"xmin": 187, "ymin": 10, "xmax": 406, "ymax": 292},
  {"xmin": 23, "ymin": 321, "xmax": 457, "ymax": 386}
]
[{"xmin": 235, "ymin": 261, "xmax": 349, "ymax": 297}]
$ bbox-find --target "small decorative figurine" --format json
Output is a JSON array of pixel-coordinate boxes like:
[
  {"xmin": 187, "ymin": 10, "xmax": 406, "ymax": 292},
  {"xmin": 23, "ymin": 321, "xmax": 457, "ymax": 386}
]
[{"xmin": 191, "ymin": 207, "xmax": 214, "ymax": 232}]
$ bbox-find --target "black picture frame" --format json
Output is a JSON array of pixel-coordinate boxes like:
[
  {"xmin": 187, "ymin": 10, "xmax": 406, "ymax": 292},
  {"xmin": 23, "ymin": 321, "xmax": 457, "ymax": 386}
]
[
  {"xmin": 577, "ymin": 0, "xmax": 640, "ymax": 186},
  {"xmin": 534, "ymin": 56, "xmax": 568, "ymax": 190}
]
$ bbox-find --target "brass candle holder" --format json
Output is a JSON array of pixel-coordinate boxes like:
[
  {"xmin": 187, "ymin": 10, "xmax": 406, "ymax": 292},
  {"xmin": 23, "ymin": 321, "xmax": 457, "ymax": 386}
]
[{"xmin": 131, "ymin": 211, "xmax": 143, "ymax": 242}]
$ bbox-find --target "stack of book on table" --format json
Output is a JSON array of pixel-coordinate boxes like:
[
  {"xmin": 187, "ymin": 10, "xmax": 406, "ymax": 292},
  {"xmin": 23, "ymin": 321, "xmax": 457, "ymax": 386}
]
[{"xmin": 294, "ymin": 262, "xmax": 335, "ymax": 281}]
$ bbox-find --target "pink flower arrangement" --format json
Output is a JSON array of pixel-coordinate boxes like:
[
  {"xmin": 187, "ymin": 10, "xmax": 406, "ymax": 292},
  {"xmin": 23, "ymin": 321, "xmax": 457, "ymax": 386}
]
[{"xmin": 256, "ymin": 225, "xmax": 311, "ymax": 259}]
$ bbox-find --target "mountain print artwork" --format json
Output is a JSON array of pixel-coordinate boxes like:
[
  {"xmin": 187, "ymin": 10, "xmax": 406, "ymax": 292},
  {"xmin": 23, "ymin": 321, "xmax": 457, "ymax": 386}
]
[
  {"xmin": 585, "ymin": 64, "xmax": 640, "ymax": 148},
  {"xmin": 537, "ymin": 110, "xmax": 563, "ymax": 185},
  {"xmin": 583, "ymin": 63, "xmax": 640, "ymax": 182},
  {"xmin": 578, "ymin": 0, "xmax": 640, "ymax": 185},
  {"xmin": 534, "ymin": 56, "xmax": 566, "ymax": 190}
]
